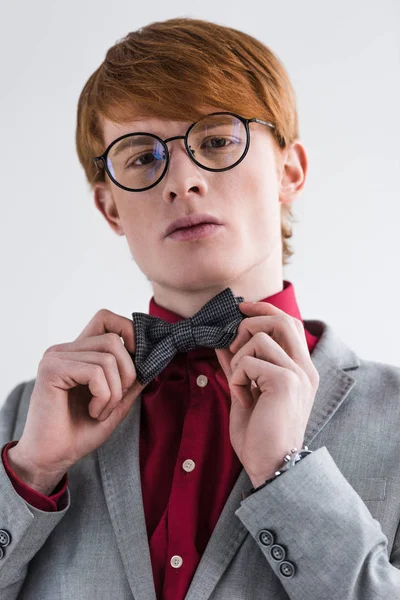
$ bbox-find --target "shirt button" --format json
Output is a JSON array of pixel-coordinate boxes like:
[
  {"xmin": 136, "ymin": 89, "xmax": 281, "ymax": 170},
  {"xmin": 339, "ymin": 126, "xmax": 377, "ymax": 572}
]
[
  {"xmin": 0, "ymin": 547, "xmax": 4, "ymax": 560},
  {"xmin": 170, "ymin": 555, "xmax": 183, "ymax": 568},
  {"xmin": 182, "ymin": 459, "xmax": 196, "ymax": 472},
  {"xmin": 196, "ymin": 374, "xmax": 208, "ymax": 387}
]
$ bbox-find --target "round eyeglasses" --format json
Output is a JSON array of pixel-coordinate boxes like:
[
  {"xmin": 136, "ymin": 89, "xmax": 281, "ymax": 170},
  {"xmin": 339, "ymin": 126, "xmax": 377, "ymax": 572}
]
[{"xmin": 93, "ymin": 111, "xmax": 275, "ymax": 192}]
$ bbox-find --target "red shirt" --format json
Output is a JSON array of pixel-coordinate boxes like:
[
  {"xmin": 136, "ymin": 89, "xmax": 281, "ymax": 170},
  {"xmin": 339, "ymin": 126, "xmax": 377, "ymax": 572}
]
[{"xmin": 2, "ymin": 280, "xmax": 320, "ymax": 599}]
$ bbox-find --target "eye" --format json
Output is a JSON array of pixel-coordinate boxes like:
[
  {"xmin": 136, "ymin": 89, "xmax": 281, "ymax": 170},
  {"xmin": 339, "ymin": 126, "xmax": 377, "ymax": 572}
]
[
  {"xmin": 201, "ymin": 137, "xmax": 235, "ymax": 150},
  {"xmin": 126, "ymin": 150, "xmax": 166, "ymax": 168},
  {"xmin": 129, "ymin": 152, "xmax": 155, "ymax": 167}
]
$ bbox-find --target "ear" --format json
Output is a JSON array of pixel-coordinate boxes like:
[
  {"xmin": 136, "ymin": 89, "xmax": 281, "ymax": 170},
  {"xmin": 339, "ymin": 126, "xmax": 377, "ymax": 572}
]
[
  {"xmin": 278, "ymin": 140, "xmax": 308, "ymax": 206},
  {"xmin": 93, "ymin": 181, "xmax": 125, "ymax": 236}
]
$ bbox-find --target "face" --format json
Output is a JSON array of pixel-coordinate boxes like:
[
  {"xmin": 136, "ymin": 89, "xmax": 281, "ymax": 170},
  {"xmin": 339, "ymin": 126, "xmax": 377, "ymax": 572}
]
[{"xmin": 93, "ymin": 106, "xmax": 307, "ymax": 313}]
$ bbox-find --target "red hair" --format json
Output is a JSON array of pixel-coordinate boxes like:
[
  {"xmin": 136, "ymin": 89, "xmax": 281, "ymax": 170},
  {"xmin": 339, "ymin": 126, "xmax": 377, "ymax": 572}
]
[{"xmin": 75, "ymin": 17, "xmax": 300, "ymax": 265}]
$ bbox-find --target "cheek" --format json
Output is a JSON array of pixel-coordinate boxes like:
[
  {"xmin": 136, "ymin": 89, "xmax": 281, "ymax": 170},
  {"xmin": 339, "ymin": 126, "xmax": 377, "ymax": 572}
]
[
  {"xmin": 125, "ymin": 218, "xmax": 153, "ymax": 253},
  {"xmin": 233, "ymin": 165, "xmax": 280, "ymax": 222},
  {"xmin": 114, "ymin": 198, "xmax": 153, "ymax": 252},
  {"xmin": 241, "ymin": 181, "xmax": 281, "ymax": 247},
  {"xmin": 233, "ymin": 146, "xmax": 279, "ymax": 195},
  {"xmin": 115, "ymin": 192, "xmax": 151, "ymax": 234}
]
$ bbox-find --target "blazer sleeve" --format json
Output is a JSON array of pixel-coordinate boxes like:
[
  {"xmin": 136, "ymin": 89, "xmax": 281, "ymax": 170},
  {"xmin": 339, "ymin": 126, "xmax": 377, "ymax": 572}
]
[
  {"xmin": 235, "ymin": 446, "xmax": 400, "ymax": 600},
  {"xmin": 0, "ymin": 381, "xmax": 71, "ymax": 598}
]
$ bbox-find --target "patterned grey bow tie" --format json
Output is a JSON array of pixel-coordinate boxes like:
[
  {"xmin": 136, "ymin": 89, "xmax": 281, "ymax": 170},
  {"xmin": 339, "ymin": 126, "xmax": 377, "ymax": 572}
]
[{"xmin": 130, "ymin": 287, "xmax": 245, "ymax": 386}]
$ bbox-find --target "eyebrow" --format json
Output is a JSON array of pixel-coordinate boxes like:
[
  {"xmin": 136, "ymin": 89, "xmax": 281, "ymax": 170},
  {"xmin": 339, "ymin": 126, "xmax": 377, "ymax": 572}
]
[
  {"xmin": 112, "ymin": 135, "xmax": 159, "ymax": 157},
  {"xmin": 111, "ymin": 119, "xmax": 235, "ymax": 156}
]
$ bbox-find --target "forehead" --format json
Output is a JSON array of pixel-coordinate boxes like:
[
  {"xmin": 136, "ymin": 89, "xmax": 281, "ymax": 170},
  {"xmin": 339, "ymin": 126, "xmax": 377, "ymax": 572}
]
[
  {"xmin": 101, "ymin": 104, "xmax": 223, "ymax": 147},
  {"xmin": 102, "ymin": 116, "xmax": 186, "ymax": 143}
]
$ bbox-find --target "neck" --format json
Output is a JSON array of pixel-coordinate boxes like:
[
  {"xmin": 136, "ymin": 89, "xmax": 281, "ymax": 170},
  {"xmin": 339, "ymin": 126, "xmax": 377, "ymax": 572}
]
[{"xmin": 151, "ymin": 256, "xmax": 284, "ymax": 319}]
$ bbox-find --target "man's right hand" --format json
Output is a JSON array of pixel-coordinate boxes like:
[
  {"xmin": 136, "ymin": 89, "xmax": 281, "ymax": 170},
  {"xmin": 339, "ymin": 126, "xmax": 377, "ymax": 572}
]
[{"xmin": 9, "ymin": 308, "xmax": 146, "ymax": 488}]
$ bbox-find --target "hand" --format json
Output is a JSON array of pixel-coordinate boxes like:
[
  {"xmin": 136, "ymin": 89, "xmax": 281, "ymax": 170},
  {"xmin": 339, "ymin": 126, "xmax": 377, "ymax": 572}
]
[
  {"xmin": 15, "ymin": 309, "xmax": 147, "ymax": 477},
  {"xmin": 215, "ymin": 301, "xmax": 320, "ymax": 488}
]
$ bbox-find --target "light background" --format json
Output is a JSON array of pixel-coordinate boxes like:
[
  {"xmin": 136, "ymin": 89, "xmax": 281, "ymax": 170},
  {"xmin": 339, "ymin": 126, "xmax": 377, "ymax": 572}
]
[{"xmin": 1, "ymin": 0, "xmax": 399, "ymax": 406}]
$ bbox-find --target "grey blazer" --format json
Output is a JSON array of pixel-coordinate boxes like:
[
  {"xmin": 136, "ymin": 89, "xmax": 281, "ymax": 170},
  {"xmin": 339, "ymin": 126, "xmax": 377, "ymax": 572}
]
[{"xmin": 0, "ymin": 318, "xmax": 400, "ymax": 600}]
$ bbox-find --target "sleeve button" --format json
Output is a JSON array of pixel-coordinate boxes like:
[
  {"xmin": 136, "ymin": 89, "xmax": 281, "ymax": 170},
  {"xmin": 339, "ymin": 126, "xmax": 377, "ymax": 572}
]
[
  {"xmin": 0, "ymin": 530, "xmax": 11, "ymax": 547},
  {"xmin": 279, "ymin": 560, "xmax": 296, "ymax": 578},
  {"xmin": 258, "ymin": 529, "xmax": 275, "ymax": 547},
  {"xmin": 270, "ymin": 544, "xmax": 286, "ymax": 562}
]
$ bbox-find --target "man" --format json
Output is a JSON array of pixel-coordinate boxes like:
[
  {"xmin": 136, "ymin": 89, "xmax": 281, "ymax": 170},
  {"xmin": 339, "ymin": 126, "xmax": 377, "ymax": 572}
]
[{"xmin": 1, "ymin": 16, "xmax": 399, "ymax": 600}]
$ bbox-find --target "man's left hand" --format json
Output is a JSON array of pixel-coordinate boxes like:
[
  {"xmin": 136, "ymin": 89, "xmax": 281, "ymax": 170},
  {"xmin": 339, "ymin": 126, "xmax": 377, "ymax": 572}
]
[{"xmin": 215, "ymin": 301, "xmax": 320, "ymax": 488}]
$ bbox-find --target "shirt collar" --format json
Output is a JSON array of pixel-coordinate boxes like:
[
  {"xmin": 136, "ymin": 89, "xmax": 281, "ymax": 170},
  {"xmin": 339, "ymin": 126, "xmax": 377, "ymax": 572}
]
[
  {"xmin": 149, "ymin": 280, "xmax": 303, "ymax": 323},
  {"xmin": 147, "ymin": 279, "xmax": 318, "ymax": 371}
]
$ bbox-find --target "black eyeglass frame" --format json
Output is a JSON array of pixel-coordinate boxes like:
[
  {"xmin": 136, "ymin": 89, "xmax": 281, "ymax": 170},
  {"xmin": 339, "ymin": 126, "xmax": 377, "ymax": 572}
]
[{"xmin": 92, "ymin": 111, "xmax": 275, "ymax": 193}]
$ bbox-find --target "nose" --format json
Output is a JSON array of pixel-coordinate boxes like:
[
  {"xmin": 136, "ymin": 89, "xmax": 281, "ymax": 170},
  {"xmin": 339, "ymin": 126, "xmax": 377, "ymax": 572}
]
[{"xmin": 161, "ymin": 137, "xmax": 208, "ymax": 202}]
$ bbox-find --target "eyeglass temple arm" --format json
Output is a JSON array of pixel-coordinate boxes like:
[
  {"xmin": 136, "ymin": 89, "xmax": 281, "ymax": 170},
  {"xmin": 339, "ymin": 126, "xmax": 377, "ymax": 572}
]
[
  {"xmin": 247, "ymin": 118, "xmax": 275, "ymax": 129},
  {"xmin": 93, "ymin": 157, "xmax": 105, "ymax": 171}
]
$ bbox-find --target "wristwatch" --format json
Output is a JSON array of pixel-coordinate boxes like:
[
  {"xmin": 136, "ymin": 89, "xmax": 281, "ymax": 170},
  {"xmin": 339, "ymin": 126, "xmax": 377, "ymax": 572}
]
[{"xmin": 241, "ymin": 446, "xmax": 313, "ymax": 500}]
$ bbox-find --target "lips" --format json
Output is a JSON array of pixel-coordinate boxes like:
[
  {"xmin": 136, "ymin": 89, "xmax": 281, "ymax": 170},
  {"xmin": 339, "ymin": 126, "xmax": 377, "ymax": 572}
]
[
  {"xmin": 176, "ymin": 223, "xmax": 209, "ymax": 231},
  {"xmin": 165, "ymin": 213, "xmax": 223, "ymax": 237},
  {"xmin": 167, "ymin": 222, "xmax": 223, "ymax": 241}
]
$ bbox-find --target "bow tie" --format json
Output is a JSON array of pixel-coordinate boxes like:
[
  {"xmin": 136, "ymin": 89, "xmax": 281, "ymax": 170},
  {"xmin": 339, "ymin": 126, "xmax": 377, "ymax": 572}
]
[{"xmin": 130, "ymin": 287, "xmax": 246, "ymax": 386}]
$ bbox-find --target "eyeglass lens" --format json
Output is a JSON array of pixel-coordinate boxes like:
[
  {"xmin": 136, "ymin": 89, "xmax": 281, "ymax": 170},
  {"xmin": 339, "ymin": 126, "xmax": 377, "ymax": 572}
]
[{"xmin": 105, "ymin": 113, "xmax": 247, "ymax": 191}]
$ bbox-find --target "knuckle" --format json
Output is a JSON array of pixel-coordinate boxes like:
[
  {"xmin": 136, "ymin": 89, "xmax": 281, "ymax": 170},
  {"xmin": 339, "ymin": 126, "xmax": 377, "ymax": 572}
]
[
  {"xmin": 310, "ymin": 367, "xmax": 320, "ymax": 387},
  {"xmin": 38, "ymin": 355, "xmax": 51, "ymax": 375},
  {"xmin": 239, "ymin": 355, "xmax": 252, "ymax": 367},
  {"xmin": 92, "ymin": 364, "xmax": 105, "ymax": 379},
  {"xmin": 106, "ymin": 332, "xmax": 123, "ymax": 350},
  {"xmin": 282, "ymin": 369, "xmax": 298, "ymax": 387},
  {"xmin": 254, "ymin": 331, "xmax": 269, "ymax": 341},
  {"xmin": 37, "ymin": 356, "xmax": 62, "ymax": 385},
  {"xmin": 43, "ymin": 343, "xmax": 62, "ymax": 355},
  {"xmin": 102, "ymin": 352, "xmax": 117, "ymax": 368},
  {"xmin": 95, "ymin": 308, "xmax": 112, "ymax": 322},
  {"xmin": 282, "ymin": 314, "xmax": 294, "ymax": 327},
  {"xmin": 126, "ymin": 372, "xmax": 137, "ymax": 388},
  {"xmin": 274, "ymin": 313, "xmax": 286, "ymax": 323}
]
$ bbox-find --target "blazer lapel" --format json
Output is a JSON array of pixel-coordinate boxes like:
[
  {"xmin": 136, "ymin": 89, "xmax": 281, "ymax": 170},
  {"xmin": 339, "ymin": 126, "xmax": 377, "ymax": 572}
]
[
  {"xmin": 303, "ymin": 318, "xmax": 360, "ymax": 446},
  {"xmin": 97, "ymin": 318, "xmax": 361, "ymax": 600},
  {"xmin": 97, "ymin": 392, "xmax": 157, "ymax": 600}
]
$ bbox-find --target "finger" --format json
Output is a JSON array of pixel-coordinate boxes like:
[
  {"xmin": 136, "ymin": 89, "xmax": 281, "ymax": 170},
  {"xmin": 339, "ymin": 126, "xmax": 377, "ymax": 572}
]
[
  {"xmin": 215, "ymin": 347, "xmax": 234, "ymax": 379},
  {"xmin": 230, "ymin": 354, "xmax": 289, "ymax": 409},
  {"xmin": 41, "ymin": 355, "xmax": 111, "ymax": 418},
  {"xmin": 239, "ymin": 302, "xmax": 309, "ymax": 351},
  {"xmin": 45, "ymin": 333, "xmax": 137, "ymax": 397},
  {"xmin": 75, "ymin": 309, "xmax": 136, "ymax": 354},
  {"xmin": 231, "ymin": 315, "xmax": 309, "ymax": 371},
  {"xmin": 229, "ymin": 360, "xmax": 258, "ymax": 409},
  {"xmin": 103, "ymin": 378, "xmax": 147, "ymax": 427},
  {"xmin": 230, "ymin": 331, "xmax": 301, "ymax": 381},
  {"xmin": 250, "ymin": 379, "xmax": 261, "ymax": 404},
  {"xmin": 216, "ymin": 348, "xmax": 260, "ymax": 407},
  {"xmin": 44, "ymin": 350, "xmax": 136, "ymax": 420}
]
